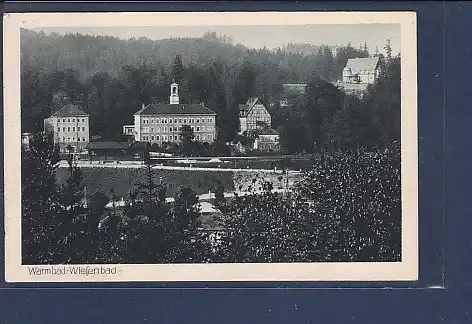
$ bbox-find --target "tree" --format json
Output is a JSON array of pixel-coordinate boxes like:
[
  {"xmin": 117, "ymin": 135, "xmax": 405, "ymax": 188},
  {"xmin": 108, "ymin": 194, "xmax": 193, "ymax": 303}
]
[
  {"xmin": 179, "ymin": 124, "xmax": 195, "ymax": 156},
  {"xmin": 21, "ymin": 132, "xmax": 62, "ymax": 264},
  {"xmin": 214, "ymin": 184, "xmax": 225, "ymax": 207},
  {"xmin": 384, "ymin": 39, "xmax": 392, "ymax": 63},
  {"xmin": 172, "ymin": 54, "xmax": 185, "ymax": 83}
]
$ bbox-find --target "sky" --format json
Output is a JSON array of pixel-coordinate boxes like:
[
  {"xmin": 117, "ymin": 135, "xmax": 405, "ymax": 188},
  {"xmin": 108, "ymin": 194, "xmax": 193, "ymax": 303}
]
[{"xmin": 32, "ymin": 24, "xmax": 401, "ymax": 55}]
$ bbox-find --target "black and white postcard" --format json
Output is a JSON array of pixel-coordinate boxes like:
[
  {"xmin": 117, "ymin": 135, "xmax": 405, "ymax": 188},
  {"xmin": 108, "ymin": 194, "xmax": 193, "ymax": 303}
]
[{"xmin": 3, "ymin": 11, "xmax": 418, "ymax": 282}]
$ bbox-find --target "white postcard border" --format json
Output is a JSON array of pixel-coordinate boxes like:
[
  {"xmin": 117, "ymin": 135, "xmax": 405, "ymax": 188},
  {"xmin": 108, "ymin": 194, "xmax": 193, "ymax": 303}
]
[{"xmin": 3, "ymin": 11, "xmax": 418, "ymax": 282}]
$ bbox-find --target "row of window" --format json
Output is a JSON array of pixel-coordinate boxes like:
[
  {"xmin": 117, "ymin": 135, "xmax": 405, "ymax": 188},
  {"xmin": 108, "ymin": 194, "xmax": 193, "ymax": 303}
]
[
  {"xmin": 57, "ymin": 118, "xmax": 87, "ymax": 123},
  {"xmin": 142, "ymin": 117, "xmax": 214, "ymax": 125},
  {"xmin": 60, "ymin": 137, "xmax": 88, "ymax": 143},
  {"xmin": 141, "ymin": 134, "xmax": 213, "ymax": 142},
  {"xmin": 57, "ymin": 126, "xmax": 87, "ymax": 132},
  {"xmin": 142, "ymin": 125, "xmax": 213, "ymax": 133}
]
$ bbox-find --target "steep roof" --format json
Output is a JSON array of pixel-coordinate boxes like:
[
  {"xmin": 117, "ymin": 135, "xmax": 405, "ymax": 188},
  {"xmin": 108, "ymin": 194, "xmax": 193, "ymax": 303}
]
[
  {"xmin": 238, "ymin": 97, "xmax": 264, "ymax": 117},
  {"xmin": 135, "ymin": 103, "xmax": 216, "ymax": 116},
  {"xmin": 51, "ymin": 104, "xmax": 89, "ymax": 117},
  {"xmin": 345, "ymin": 57, "xmax": 380, "ymax": 74}
]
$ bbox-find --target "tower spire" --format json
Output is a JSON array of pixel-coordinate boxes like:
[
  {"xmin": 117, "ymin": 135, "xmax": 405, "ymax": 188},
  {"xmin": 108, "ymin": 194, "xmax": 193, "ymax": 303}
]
[{"xmin": 170, "ymin": 81, "xmax": 179, "ymax": 105}]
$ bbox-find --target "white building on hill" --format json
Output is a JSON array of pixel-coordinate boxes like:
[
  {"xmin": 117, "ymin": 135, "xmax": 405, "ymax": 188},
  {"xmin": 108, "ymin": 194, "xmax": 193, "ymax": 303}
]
[
  {"xmin": 342, "ymin": 57, "xmax": 381, "ymax": 84},
  {"xmin": 339, "ymin": 56, "xmax": 381, "ymax": 97}
]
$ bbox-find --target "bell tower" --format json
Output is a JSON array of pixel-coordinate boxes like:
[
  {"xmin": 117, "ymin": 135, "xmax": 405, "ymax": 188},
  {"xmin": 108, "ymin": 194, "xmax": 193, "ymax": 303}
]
[{"xmin": 170, "ymin": 80, "xmax": 179, "ymax": 105}]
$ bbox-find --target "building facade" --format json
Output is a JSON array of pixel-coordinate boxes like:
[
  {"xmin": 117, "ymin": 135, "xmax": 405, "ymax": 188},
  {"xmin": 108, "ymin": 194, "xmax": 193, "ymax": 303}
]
[
  {"xmin": 237, "ymin": 97, "xmax": 280, "ymax": 152},
  {"xmin": 238, "ymin": 98, "xmax": 272, "ymax": 133},
  {"xmin": 44, "ymin": 104, "xmax": 90, "ymax": 153},
  {"xmin": 342, "ymin": 57, "xmax": 380, "ymax": 84},
  {"xmin": 125, "ymin": 82, "xmax": 217, "ymax": 145}
]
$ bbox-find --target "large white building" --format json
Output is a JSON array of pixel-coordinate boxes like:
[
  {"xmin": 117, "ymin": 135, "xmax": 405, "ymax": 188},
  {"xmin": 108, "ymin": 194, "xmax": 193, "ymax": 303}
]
[
  {"xmin": 124, "ymin": 82, "xmax": 217, "ymax": 145},
  {"xmin": 44, "ymin": 104, "xmax": 90, "ymax": 153}
]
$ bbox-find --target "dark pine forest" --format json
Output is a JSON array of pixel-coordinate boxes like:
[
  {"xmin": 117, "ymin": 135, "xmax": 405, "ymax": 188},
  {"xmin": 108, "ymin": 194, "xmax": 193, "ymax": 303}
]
[{"xmin": 21, "ymin": 29, "xmax": 401, "ymax": 153}]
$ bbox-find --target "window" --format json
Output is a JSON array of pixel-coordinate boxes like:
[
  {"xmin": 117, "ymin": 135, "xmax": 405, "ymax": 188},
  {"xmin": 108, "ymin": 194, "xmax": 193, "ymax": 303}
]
[
  {"xmin": 156, "ymin": 135, "xmax": 160, "ymax": 140},
  {"xmin": 82, "ymin": 119, "xmax": 85, "ymax": 122},
  {"xmin": 196, "ymin": 126, "xmax": 200, "ymax": 132},
  {"xmin": 169, "ymin": 127, "xmax": 173, "ymax": 132},
  {"xmin": 62, "ymin": 137, "xmax": 65, "ymax": 142},
  {"xmin": 151, "ymin": 119, "xmax": 154, "ymax": 123},
  {"xmin": 78, "ymin": 137, "xmax": 80, "ymax": 142},
  {"xmin": 58, "ymin": 119, "xmax": 61, "ymax": 123},
  {"xmin": 209, "ymin": 134, "xmax": 213, "ymax": 140},
  {"xmin": 191, "ymin": 126, "xmax": 195, "ymax": 131},
  {"xmin": 67, "ymin": 119, "xmax": 70, "ymax": 123},
  {"xmin": 63, "ymin": 127, "xmax": 66, "ymax": 132},
  {"xmin": 73, "ymin": 137, "xmax": 75, "ymax": 142},
  {"xmin": 208, "ymin": 118, "xmax": 212, "ymax": 123},
  {"xmin": 67, "ymin": 137, "xmax": 70, "ymax": 142},
  {"xmin": 63, "ymin": 119, "xmax": 66, "ymax": 122},
  {"xmin": 196, "ymin": 119, "xmax": 200, "ymax": 123},
  {"xmin": 164, "ymin": 119, "xmax": 168, "ymax": 124},
  {"xmin": 68, "ymin": 127, "xmax": 70, "ymax": 132},
  {"xmin": 164, "ymin": 127, "xmax": 167, "ymax": 132},
  {"xmin": 201, "ymin": 126, "xmax": 205, "ymax": 132},
  {"xmin": 179, "ymin": 135, "xmax": 182, "ymax": 140},
  {"xmin": 72, "ymin": 119, "xmax": 75, "ymax": 122},
  {"xmin": 156, "ymin": 119, "xmax": 160, "ymax": 124},
  {"xmin": 57, "ymin": 127, "xmax": 60, "ymax": 132},
  {"xmin": 151, "ymin": 135, "xmax": 155, "ymax": 140},
  {"xmin": 183, "ymin": 118, "xmax": 187, "ymax": 123},
  {"xmin": 179, "ymin": 118, "xmax": 182, "ymax": 123},
  {"xmin": 82, "ymin": 127, "xmax": 85, "ymax": 131},
  {"xmin": 174, "ymin": 118, "xmax": 178, "ymax": 123},
  {"xmin": 164, "ymin": 135, "xmax": 167, "ymax": 141},
  {"xmin": 82, "ymin": 137, "xmax": 86, "ymax": 142},
  {"xmin": 144, "ymin": 127, "xmax": 149, "ymax": 133},
  {"xmin": 151, "ymin": 127, "xmax": 155, "ymax": 133},
  {"xmin": 196, "ymin": 135, "xmax": 200, "ymax": 140}
]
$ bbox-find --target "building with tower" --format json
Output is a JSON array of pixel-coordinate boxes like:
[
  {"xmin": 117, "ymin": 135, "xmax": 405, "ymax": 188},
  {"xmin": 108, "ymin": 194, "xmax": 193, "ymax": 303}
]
[{"xmin": 124, "ymin": 81, "xmax": 217, "ymax": 145}]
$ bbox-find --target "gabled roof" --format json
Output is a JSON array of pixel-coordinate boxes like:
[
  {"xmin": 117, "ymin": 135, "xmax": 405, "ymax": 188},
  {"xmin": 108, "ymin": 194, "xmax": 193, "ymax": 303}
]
[
  {"xmin": 345, "ymin": 57, "xmax": 380, "ymax": 74},
  {"xmin": 51, "ymin": 104, "xmax": 89, "ymax": 117},
  {"xmin": 135, "ymin": 103, "xmax": 216, "ymax": 116},
  {"xmin": 238, "ymin": 97, "xmax": 265, "ymax": 117}
]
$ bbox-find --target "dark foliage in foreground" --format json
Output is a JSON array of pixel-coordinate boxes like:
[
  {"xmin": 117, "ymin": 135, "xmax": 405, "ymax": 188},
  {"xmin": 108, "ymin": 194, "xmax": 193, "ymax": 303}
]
[{"xmin": 22, "ymin": 137, "xmax": 401, "ymax": 264}]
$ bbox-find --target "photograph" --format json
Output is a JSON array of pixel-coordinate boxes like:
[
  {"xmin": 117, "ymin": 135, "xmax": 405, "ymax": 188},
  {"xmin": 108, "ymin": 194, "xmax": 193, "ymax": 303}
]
[{"xmin": 4, "ymin": 12, "xmax": 418, "ymax": 282}]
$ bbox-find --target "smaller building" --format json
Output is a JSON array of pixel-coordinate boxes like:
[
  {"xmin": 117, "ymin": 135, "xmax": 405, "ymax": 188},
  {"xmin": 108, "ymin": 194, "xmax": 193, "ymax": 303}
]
[
  {"xmin": 44, "ymin": 104, "xmax": 90, "ymax": 153},
  {"xmin": 253, "ymin": 127, "xmax": 280, "ymax": 152},
  {"xmin": 21, "ymin": 133, "xmax": 33, "ymax": 151},
  {"xmin": 342, "ymin": 57, "xmax": 380, "ymax": 84},
  {"xmin": 85, "ymin": 141, "xmax": 150, "ymax": 162},
  {"xmin": 238, "ymin": 97, "xmax": 272, "ymax": 133}
]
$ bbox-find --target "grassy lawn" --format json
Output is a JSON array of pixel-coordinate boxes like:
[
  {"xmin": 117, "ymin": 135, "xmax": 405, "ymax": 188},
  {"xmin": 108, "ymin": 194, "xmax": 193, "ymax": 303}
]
[{"xmin": 56, "ymin": 167, "xmax": 235, "ymax": 200}]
